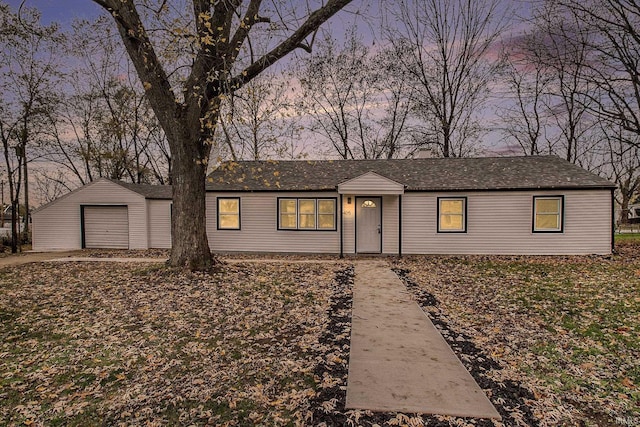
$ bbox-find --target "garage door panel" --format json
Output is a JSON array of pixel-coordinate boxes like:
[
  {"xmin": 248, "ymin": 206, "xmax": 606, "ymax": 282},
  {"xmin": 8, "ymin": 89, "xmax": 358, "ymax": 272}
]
[{"xmin": 83, "ymin": 206, "xmax": 129, "ymax": 249}]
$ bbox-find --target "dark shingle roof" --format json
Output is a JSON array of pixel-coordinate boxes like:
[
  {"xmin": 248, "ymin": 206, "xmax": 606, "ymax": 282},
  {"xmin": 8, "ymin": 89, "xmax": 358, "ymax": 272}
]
[
  {"xmin": 206, "ymin": 156, "xmax": 615, "ymax": 192},
  {"xmin": 114, "ymin": 180, "xmax": 173, "ymax": 199}
]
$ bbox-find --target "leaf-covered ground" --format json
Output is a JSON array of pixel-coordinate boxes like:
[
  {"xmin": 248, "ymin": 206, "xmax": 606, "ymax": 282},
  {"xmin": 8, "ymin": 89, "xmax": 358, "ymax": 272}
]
[
  {"xmin": 1, "ymin": 244, "xmax": 639, "ymax": 426},
  {"xmin": 0, "ymin": 260, "xmax": 351, "ymax": 426},
  {"xmin": 393, "ymin": 241, "xmax": 640, "ymax": 427}
]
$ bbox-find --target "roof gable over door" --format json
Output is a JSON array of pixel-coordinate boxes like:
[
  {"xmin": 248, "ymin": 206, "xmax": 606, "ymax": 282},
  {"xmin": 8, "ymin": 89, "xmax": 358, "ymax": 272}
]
[{"xmin": 338, "ymin": 171, "xmax": 405, "ymax": 194}]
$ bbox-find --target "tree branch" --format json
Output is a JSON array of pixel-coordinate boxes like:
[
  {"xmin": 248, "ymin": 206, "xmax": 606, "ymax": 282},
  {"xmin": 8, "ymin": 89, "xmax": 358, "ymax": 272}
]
[
  {"xmin": 91, "ymin": 0, "xmax": 176, "ymax": 132},
  {"xmin": 225, "ymin": 0, "xmax": 353, "ymax": 93}
]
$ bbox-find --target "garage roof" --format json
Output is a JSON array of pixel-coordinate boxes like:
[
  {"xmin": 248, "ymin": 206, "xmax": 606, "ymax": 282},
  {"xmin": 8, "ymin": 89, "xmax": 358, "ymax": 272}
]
[
  {"xmin": 114, "ymin": 181, "xmax": 172, "ymax": 199},
  {"xmin": 206, "ymin": 156, "xmax": 615, "ymax": 192}
]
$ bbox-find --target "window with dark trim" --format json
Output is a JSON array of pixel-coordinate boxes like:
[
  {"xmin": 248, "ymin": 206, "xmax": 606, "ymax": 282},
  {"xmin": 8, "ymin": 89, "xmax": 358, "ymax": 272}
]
[
  {"xmin": 277, "ymin": 198, "xmax": 337, "ymax": 230},
  {"xmin": 437, "ymin": 197, "xmax": 467, "ymax": 233},
  {"xmin": 217, "ymin": 197, "xmax": 240, "ymax": 230},
  {"xmin": 533, "ymin": 196, "xmax": 563, "ymax": 232}
]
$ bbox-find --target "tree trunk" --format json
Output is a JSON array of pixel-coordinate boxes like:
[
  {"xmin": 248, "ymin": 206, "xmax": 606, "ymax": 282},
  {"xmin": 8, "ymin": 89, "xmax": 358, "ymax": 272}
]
[
  {"xmin": 167, "ymin": 127, "xmax": 215, "ymax": 269},
  {"xmin": 10, "ymin": 199, "xmax": 18, "ymax": 253},
  {"xmin": 619, "ymin": 191, "xmax": 631, "ymax": 225},
  {"xmin": 22, "ymin": 145, "xmax": 29, "ymax": 243}
]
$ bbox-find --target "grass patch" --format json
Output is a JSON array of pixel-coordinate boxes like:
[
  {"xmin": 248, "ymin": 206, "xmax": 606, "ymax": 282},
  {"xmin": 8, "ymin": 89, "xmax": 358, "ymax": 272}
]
[
  {"xmin": 615, "ymin": 232, "xmax": 640, "ymax": 242},
  {"xmin": 396, "ymin": 248, "xmax": 640, "ymax": 425},
  {"xmin": 0, "ymin": 260, "xmax": 348, "ymax": 426}
]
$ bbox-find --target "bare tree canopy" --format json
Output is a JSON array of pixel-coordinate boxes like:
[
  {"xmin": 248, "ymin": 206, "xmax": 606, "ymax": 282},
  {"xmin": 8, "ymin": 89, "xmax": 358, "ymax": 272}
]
[
  {"xmin": 91, "ymin": 0, "xmax": 353, "ymax": 269},
  {"xmin": 297, "ymin": 31, "xmax": 415, "ymax": 160},
  {"xmin": 500, "ymin": 3, "xmax": 599, "ymax": 165},
  {"xmin": 384, "ymin": 0, "xmax": 508, "ymax": 157},
  {"xmin": 42, "ymin": 18, "xmax": 172, "ymax": 188},
  {"xmin": 0, "ymin": 3, "xmax": 62, "ymax": 252},
  {"xmin": 556, "ymin": 0, "xmax": 640, "ymax": 138},
  {"xmin": 214, "ymin": 70, "xmax": 301, "ymax": 161}
]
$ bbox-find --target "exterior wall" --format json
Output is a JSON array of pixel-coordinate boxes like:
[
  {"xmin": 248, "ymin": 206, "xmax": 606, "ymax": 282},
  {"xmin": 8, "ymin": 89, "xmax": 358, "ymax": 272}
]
[
  {"xmin": 382, "ymin": 195, "xmax": 400, "ymax": 254},
  {"xmin": 206, "ymin": 192, "xmax": 341, "ymax": 253},
  {"xmin": 147, "ymin": 199, "xmax": 172, "ymax": 249},
  {"xmin": 32, "ymin": 180, "xmax": 148, "ymax": 251},
  {"xmin": 342, "ymin": 196, "xmax": 355, "ymax": 254},
  {"xmin": 402, "ymin": 189, "xmax": 612, "ymax": 255}
]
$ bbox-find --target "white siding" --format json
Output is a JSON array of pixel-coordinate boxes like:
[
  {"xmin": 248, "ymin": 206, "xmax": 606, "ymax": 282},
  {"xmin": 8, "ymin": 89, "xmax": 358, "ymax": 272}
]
[
  {"xmin": 338, "ymin": 172, "xmax": 404, "ymax": 194},
  {"xmin": 207, "ymin": 192, "xmax": 341, "ymax": 253},
  {"xmin": 402, "ymin": 190, "xmax": 612, "ymax": 255},
  {"xmin": 148, "ymin": 200, "xmax": 172, "ymax": 248},
  {"xmin": 342, "ymin": 195, "xmax": 355, "ymax": 254},
  {"xmin": 32, "ymin": 179, "xmax": 148, "ymax": 251},
  {"xmin": 382, "ymin": 195, "xmax": 400, "ymax": 254}
]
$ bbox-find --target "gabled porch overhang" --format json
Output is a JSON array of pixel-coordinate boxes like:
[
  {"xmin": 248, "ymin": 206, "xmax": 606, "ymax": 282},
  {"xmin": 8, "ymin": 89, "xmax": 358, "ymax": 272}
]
[
  {"xmin": 337, "ymin": 171, "xmax": 405, "ymax": 195},
  {"xmin": 336, "ymin": 172, "xmax": 406, "ymax": 258}
]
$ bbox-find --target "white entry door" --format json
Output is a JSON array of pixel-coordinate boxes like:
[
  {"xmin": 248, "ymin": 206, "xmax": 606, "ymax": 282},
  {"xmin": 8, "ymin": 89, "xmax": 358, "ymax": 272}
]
[{"xmin": 356, "ymin": 197, "xmax": 382, "ymax": 253}]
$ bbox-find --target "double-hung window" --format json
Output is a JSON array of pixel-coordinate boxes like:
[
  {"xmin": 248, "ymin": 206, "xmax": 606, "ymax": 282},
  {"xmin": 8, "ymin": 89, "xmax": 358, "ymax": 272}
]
[
  {"xmin": 533, "ymin": 196, "xmax": 563, "ymax": 232},
  {"xmin": 298, "ymin": 199, "xmax": 316, "ymax": 229},
  {"xmin": 278, "ymin": 198, "xmax": 336, "ymax": 230},
  {"xmin": 438, "ymin": 197, "xmax": 467, "ymax": 232},
  {"xmin": 217, "ymin": 197, "xmax": 240, "ymax": 230}
]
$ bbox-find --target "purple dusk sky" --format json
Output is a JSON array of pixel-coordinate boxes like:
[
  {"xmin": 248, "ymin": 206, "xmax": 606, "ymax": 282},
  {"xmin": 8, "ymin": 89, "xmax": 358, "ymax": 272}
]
[
  {"xmin": 8, "ymin": 0, "xmax": 102, "ymax": 24},
  {"xmin": 10, "ymin": 1, "xmax": 532, "ymax": 31}
]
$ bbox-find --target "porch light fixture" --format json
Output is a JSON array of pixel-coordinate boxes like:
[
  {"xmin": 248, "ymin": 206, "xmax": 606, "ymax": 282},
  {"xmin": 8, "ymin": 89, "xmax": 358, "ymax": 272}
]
[{"xmin": 347, "ymin": 197, "xmax": 352, "ymax": 204}]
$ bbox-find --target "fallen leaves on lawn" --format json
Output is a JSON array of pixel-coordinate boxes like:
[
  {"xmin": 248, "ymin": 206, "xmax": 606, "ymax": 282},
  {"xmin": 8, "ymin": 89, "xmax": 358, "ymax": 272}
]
[
  {"xmin": 393, "ymin": 241, "xmax": 640, "ymax": 426},
  {"xmin": 0, "ymin": 259, "xmax": 350, "ymax": 425}
]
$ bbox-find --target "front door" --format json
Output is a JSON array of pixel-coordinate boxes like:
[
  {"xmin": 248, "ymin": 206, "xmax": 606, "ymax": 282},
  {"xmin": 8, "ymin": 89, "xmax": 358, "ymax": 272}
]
[{"xmin": 356, "ymin": 197, "xmax": 382, "ymax": 253}]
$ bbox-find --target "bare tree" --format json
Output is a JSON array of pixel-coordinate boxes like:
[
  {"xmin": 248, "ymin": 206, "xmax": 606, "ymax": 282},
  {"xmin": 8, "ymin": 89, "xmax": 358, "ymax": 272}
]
[
  {"xmin": 298, "ymin": 32, "xmax": 414, "ymax": 159},
  {"xmin": 498, "ymin": 3, "xmax": 602, "ymax": 170},
  {"xmin": 534, "ymin": 7, "xmax": 599, "ymax": 165},
  {"xmin": 599, "ymin": 122, "xmax": 640, "ymax": 224},
  {"xmin": 91, "ymin": 0, "xmax": 353, "ymax": 269},
  {"xmin": 215, "ymin": 70, "xmax": 299, "ymax": 161},
  {"xmin": 42, "ymin": 18, "xmax": 172, "ymax": 189},
  {"xmin": 0, "ymin": 2, "xmax": 61, "ymax": 251},
  {"xmin": 32, "ymin": 169, "xmax": 69, "ymax": 204},
  {"xmin": 298, "ymin": 32, "xmax": 372, "ymax": 159},
  {"xmin": 558, "ymin": 0, "xmax": 640, "ymax": 138},
  {"xmin": 498, "ymin": 34, "xmax": 552, "ymax": 156},
  {"xmin": 385, "ymin": 0, "xmax": 507, "ymax": 157}
]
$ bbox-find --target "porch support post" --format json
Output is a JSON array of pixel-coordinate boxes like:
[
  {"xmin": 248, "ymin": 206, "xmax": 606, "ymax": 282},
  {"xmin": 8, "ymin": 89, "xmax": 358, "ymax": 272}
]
[
  {"xmin": 339, "ymin": 193, "xmax": 344, "ymax": 258},
  {"xmin": 398, "ymin": 194, "xmax": 402, "ymax": 257}
]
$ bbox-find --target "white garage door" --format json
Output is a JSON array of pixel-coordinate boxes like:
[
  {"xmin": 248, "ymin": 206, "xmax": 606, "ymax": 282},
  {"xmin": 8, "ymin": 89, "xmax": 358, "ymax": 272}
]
[{"xmin": 82, "ymin": 206, "xmax": 129, "ymax": 249}]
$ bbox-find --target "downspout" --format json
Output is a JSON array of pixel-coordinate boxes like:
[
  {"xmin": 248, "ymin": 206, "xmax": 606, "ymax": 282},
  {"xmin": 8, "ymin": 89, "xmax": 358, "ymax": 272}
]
[
  {"xmin": 339, "ymin": 193, "xmax": 344, "ymax": 258},
  {"xmin": 398, "ymin": 194, "xmax": 402, "ymax": 258}
]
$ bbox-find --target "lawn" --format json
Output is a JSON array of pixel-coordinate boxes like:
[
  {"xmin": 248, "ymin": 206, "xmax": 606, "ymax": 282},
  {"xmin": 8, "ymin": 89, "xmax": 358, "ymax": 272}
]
[
  {"xmin": 615, "ymin": 232, "xmax": 640, "ymax": 243},
  {"xmin": 1, "ymin": 247, "xmax": 639, "ymax": 426},
  {"xmin": 393, "ymin": 241, "xmax": 640, "ymax": 427},
  {"xmin": 0, "ymin": 260, "xmax": 352, "ymax": 426}
]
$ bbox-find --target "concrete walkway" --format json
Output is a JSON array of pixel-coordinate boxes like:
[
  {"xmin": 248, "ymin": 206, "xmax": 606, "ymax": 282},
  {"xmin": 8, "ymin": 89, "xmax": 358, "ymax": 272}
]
[
  {"xmin": 0, "ymin": 251, "xmax": 82, "ymax": 268},
  {"xmin": 47, "ymin": 257, "xmax": 167, "ymax": 263},
  {"xmin": 346, "ymin": 261, "xmax": 501, "ymax": 419}
]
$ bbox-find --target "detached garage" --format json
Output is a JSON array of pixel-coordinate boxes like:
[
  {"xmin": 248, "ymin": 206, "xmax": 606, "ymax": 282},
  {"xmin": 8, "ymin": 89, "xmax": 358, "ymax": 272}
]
[{"xmin": 32, "ymin": 178, "xmax": 172, "ymax": 251}]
